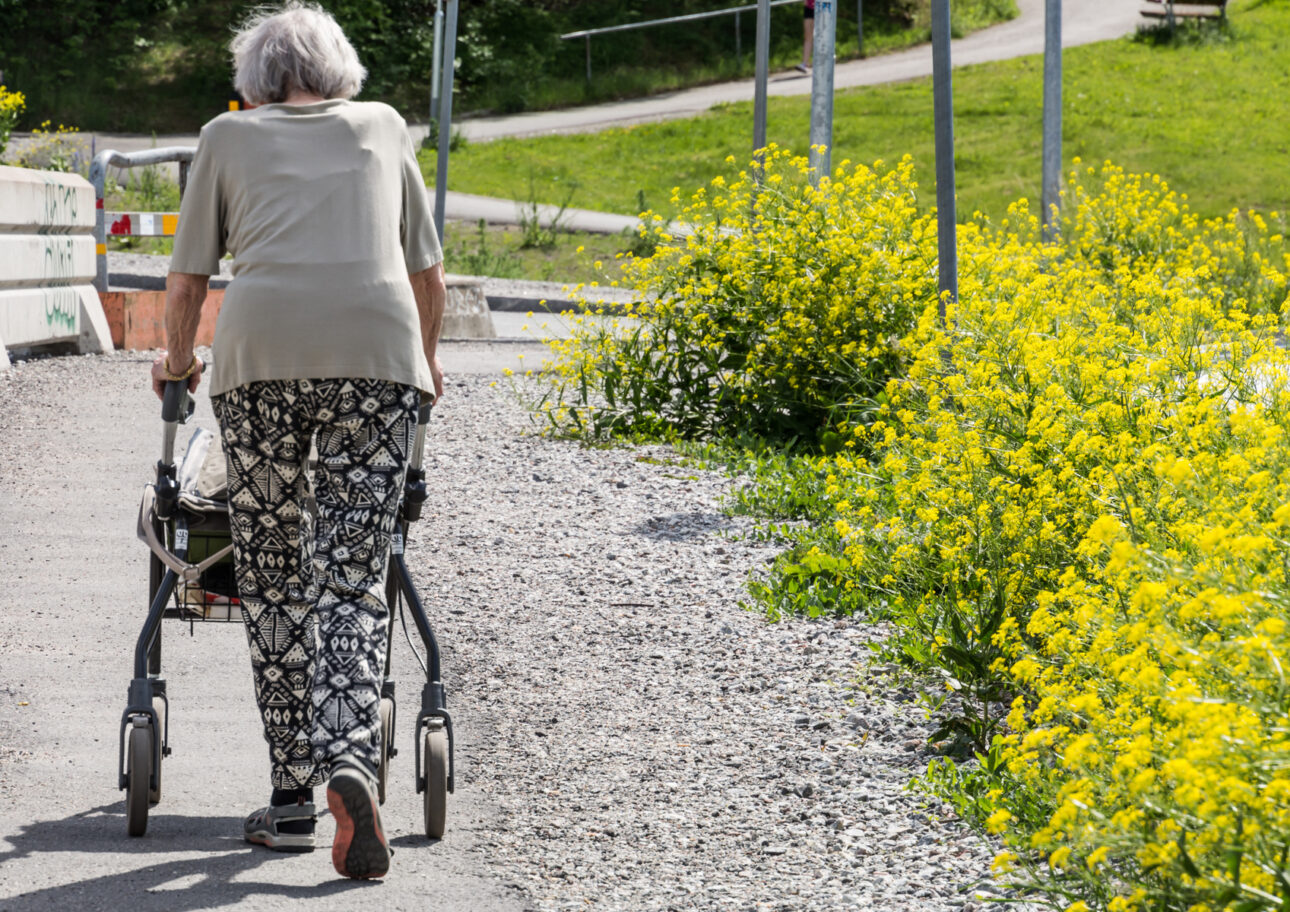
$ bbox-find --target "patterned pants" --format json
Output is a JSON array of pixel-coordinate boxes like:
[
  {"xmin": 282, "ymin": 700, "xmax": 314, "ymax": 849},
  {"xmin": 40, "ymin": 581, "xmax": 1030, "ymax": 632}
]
[{"xmin": 212, "ymin": 378, "xmax": 417, "ymax": 789}]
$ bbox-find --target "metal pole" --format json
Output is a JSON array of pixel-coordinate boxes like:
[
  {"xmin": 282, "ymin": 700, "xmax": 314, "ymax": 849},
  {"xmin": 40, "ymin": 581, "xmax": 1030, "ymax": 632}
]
[
  {"xmin": 735, "ymin": 10, "xmax": 742, "ymax": 61},
  {"xmin": 433, "ymin": 0, "xmax": 458, "ymax": 244},
  {"xmin": 808, "ymin": 0, "xmax": 836, "ymax": 184},
  {"xmin": 431, "ymin": 0, "xmax": 444, "ymax": 122},
  {"xmin": 1041, "ymin": 0, "xmax": 1061, "ymax": 239},
  {"xmin": 930, "ymin": 0, "xmax": 957, "ymax": 317},
  {"xmin": 585, "ymin": 35, "xmax": 592, "ymax": 85},
  {"xmin": 753, "ymin": 0, "xmax": 770, "ymax": 164},
  {"xmin": 857, "ymin": 0, "xmax": 863, "ymax": 55},
  {"xmin": 89, "ymin": 152, "xmax": 109, "ymax": 294}
]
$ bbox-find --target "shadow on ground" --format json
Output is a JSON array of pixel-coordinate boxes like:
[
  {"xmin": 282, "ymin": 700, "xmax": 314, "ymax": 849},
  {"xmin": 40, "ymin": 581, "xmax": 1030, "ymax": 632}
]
[
  {"xmin": 633, "ymin": 510, "xmax": 732, "ymax": 541},
  {"xmin": 0, "ymin": 804, "xmax": 374, "ymax": 911}
]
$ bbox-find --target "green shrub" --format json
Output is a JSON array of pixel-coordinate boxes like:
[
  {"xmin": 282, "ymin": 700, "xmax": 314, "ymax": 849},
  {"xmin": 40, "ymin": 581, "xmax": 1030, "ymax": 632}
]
[{"xmin": 537, "ymin": 148, "xmax": 936, "ymax": 445}]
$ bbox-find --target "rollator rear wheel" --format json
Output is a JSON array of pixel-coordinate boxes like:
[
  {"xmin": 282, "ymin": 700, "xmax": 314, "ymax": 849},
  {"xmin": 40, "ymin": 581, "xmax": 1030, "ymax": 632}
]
[
  {"xmin": 126, "ymin": 722, "xmax": 152, "ymax": 836},
  {"xmin": 377, "ymin": 697, "xmax": 394, "ymax": 805},
  {"xmin": 423, "ymin": 725, "xmax": 448, "ymax": 839},
  {"xmin": 149, "ymin": 698, "xmax": 165, "ymax": 806}
]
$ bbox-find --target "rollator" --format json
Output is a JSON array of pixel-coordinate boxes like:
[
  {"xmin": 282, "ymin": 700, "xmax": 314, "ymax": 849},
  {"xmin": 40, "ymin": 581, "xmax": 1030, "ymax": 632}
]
[{"xmin": 118, "ymin": 380, "xmax": 453, "ymax": 839}]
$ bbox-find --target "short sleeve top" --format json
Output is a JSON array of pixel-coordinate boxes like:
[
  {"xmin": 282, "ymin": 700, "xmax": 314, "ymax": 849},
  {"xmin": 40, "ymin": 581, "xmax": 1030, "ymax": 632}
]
[{"xmin": 170, "ymin": 99, "xmax": 442, "ymax": 397}]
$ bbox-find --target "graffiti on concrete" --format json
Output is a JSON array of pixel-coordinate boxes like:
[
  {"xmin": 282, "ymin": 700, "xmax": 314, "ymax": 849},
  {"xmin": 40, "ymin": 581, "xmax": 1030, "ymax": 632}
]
[
  {"xmin": 43, "ymin": 287, "xmax": 79, "ymax": 331},
  {"xmin": 41, "ymin": 237, "xmax": 80, "ymax": 331},
  {"xmin": 39, "ymin": 176, "xmax": 80, "ymax": 234},
  {"xmin": 43, "ymin": 237, "xmax": 77, "ymax": 281}
]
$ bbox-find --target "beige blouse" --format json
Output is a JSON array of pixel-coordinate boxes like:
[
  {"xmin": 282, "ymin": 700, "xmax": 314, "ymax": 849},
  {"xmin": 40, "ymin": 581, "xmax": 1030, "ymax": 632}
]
[{"xmin": 170, "ymin": 99, "xmax": 442, "ymax": 397}]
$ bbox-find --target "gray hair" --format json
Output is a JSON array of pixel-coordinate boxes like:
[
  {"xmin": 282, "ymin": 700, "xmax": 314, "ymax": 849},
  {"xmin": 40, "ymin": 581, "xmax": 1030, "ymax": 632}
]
[{"xmin": 231, "ymin": 2, "xmax": 367, "ymax": 105}]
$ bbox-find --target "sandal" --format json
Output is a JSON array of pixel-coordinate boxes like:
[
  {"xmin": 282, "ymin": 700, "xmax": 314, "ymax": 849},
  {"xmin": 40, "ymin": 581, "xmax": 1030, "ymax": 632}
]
[{"xmin": 243, "ymin": 801, "xmax": 317, "ymax": 853}]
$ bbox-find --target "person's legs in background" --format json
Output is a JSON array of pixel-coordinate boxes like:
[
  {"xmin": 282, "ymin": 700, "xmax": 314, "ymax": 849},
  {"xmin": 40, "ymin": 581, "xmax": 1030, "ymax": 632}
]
[{"xmin": 799, "ymin": 1, "xmax": 815, "ymax": 71}]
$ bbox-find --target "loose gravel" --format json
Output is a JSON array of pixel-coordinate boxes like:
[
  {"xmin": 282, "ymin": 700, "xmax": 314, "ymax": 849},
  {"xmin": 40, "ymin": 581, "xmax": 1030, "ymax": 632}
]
[
  {"xmin": 0, "ymin": 350, "xmax": 1011, "ymax": 911},
  {"xmin": 410, "ymin": 373, "xmax": 1010, "ymax": 911}
]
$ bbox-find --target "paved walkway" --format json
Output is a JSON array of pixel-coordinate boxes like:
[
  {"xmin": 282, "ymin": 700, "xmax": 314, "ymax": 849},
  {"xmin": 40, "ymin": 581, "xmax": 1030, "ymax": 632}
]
[{"xmin": 444, "ymin": 191, "xmax": 640, "ymax": 235}]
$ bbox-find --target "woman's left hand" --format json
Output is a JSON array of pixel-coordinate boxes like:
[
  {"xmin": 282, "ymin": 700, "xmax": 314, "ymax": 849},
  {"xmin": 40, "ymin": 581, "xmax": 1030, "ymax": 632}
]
[{"xmin": 151, "ymin": 352, "xmax": 205, "ymax": 400}]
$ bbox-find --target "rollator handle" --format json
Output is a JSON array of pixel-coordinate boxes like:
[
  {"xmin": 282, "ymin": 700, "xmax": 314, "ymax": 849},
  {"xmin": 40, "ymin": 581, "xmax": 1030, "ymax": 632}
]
[
  {"xmin": 161, "ymin": 380, "xmax": 189, "ymax": 424},
  {"xmin": 157, "ymin": 381, "xmax": 195, "ymax": 519},
  {"xmin": 403, "ymin": 399, "xmax": 432, "ymax": 523}
]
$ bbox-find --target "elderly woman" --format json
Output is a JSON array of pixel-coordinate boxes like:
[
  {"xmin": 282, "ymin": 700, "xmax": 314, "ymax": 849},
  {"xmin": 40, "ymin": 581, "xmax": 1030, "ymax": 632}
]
[{"xmin": 150, "ymin": 1, "xmax": 445, "ymax": 879}]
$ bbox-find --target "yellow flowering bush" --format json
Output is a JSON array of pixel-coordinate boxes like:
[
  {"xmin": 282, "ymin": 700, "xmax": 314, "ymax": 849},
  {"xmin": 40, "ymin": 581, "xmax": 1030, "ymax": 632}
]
[
  {"xmin": 537, "ymin": 147, "xmax": 936, "ymax": 444},
  {"xmin": 822, "ymin": 165, "xmax": 1290, "ymax": 909},
  {"xmin": 0, "ymin": 85, "xmax": 26, "ymax": 158}
]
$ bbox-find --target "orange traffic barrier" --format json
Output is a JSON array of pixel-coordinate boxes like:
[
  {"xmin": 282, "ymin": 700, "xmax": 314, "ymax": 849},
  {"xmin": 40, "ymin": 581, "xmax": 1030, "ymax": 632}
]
[{"xmin": 100, "ymin": 288, "xmax": 225, "ymax": 350}]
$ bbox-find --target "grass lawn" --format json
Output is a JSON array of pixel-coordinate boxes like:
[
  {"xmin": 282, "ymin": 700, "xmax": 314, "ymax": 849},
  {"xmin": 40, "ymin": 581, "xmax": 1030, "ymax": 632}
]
[
  {"xmin": 421, "ymin": 1, "xmax": 1290, "ymax": 222},
  {"xmin": 441, "ymin": 220, "xmax": 634, "ymax": 286}
]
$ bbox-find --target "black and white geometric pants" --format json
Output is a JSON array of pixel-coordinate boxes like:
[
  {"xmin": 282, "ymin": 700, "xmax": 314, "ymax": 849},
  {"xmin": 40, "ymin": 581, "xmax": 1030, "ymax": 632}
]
[{"xmin": 212, "ymin": 378, "xmax": 417, "ymax": 790}]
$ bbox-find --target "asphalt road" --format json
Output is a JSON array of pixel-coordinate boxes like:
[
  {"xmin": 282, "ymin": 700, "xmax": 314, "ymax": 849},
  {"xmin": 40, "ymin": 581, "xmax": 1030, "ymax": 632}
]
[{"xmin": 0, "ymin": 351, "xmax": 526, "ymax": 912}]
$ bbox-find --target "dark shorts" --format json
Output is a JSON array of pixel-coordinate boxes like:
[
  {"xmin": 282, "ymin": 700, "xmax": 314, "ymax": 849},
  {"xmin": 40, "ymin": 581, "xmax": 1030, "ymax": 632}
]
[{"xmin": 804, "ymin": 3, "xmax": 814, "ymax": 19}]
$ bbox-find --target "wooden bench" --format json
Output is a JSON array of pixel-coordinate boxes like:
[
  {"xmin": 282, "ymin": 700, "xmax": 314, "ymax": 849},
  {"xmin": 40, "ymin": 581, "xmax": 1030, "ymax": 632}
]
[{"xmin": 1141, "ymin": 0, "xmax": 1228, "ymax": 23}]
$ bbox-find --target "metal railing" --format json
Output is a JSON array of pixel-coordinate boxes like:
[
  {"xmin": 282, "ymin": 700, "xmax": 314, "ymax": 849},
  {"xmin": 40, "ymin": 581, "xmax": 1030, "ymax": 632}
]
[
  {"xmin": 89, "ymin": 147, "xmax": 195, "ymax": 294},
  {"xmin": 561, "ymin": 0, "xmax": 799, "ymax": 84}
]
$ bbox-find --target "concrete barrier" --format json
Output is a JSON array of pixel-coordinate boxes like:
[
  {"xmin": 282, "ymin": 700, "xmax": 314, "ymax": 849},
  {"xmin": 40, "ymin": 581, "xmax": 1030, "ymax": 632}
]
[
  {"xmin": 0, "ymin": 165, "xmax": 114, "ymax": 369},
  {"xmin": 443, "ymin": 276, "xmax": 496, "ymax": 339}
]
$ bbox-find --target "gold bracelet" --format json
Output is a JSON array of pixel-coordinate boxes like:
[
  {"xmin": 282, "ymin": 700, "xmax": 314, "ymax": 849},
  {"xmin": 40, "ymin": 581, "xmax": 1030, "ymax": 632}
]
[{"xmin": 162, "ymin": 354, "xmax": 199, "ymax": 382}]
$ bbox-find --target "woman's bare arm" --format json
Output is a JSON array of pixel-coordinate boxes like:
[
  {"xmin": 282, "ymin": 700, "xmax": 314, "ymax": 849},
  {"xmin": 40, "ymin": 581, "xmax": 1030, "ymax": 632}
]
[
  {"xmin": 410, "ymin": 263, "xmax": 446, "ymax": 403},
  {"xmin": 150, "ymin": 271, "xmax": 210, "ymax": 399}
]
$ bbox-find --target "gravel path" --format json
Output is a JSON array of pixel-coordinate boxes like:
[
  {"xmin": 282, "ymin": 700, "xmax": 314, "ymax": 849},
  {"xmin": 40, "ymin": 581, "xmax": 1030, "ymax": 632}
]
[
  {"xmin": 0, "ymin": 351, "xmax": 1009, "ymax": 910},
  {"xmin": 394, "ymin": 371, "xmax": 1010, "ymax": 910}
]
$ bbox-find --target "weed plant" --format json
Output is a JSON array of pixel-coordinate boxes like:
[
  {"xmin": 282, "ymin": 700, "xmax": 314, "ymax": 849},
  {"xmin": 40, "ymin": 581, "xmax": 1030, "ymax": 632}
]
[
  {"xmin": 446, "ymin": 219, "xmax": 524, "ymax": 279},
  {"xmin": 518, "ymin": 173, "xmax": 579, "ymax": 250},
  {"xmin": 4, "ymin": 121, "xmax": 86, "ymax": 174}
]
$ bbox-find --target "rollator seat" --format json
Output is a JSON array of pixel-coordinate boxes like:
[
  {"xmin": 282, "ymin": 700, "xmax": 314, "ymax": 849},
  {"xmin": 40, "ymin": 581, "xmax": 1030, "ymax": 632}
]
[{"xmin": 171, "ymin": 429, "xmax": 239, "ymax": 614}]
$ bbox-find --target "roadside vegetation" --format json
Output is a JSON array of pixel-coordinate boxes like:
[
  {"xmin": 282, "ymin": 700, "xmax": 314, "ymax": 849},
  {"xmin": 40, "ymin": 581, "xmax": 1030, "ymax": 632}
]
[
  {"xmin": 422, "ymin": 6, "xmax": 1288, "ymax": 222},
  {"xmin": 518, "ymin": 5, "xmax": 1290, "ymax": 908}
]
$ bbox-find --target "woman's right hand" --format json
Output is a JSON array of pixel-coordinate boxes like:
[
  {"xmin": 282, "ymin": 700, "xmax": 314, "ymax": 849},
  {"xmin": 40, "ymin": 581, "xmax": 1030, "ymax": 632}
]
[
  {"xmin": 430, "ymin": 355, "xmax": 444, "ymax": 405},
  {"xmin": 150, "ymin": 351, "xmax": 204, "ymax": 400}
]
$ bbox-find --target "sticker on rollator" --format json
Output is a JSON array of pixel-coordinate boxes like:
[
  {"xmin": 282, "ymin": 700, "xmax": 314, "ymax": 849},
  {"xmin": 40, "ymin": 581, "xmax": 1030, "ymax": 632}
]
[
  {"xmin": 392, "ymin": 531, "xmax": 403, "ymax": 555},
  {"xmin": 175, "ymin": 528, "xmax": 189, "ymax": 550}
]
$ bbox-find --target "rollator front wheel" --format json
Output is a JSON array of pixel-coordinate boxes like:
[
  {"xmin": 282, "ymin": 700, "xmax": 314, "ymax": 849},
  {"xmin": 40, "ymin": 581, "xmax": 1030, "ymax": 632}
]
[
  {"xmin": 377, "ymin": 697, "xmax": 394, "ymax": 805},
  {"xmin": 423, "ymin": 725, "xmax": 448, "ymax": 839},
  {"xmin": 126, "ymin": 722, "xmax": 152, "ymax": 836},
  {"xmin": 149, "ymin": 698, "xmax": 165, "ymax": 805}
]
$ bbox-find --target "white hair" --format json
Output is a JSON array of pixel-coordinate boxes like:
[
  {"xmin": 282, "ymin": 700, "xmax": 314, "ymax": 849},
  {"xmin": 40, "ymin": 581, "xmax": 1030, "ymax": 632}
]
[{"xmin": 231, "ymin": 2, "xmax": 367, "ymax": 105}]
